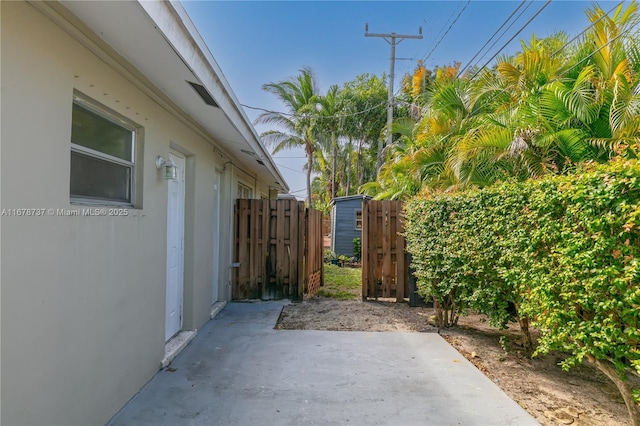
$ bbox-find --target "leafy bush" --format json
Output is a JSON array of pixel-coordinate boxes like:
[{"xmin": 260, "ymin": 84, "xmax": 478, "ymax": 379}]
[
  {"xmin": 353, "ymin": 237, "xmax": 361, "ymax": 261},
  {"xmin": 405, "ymin": 160, "xmax": 640, "ymax": 423},
  {"xmin": 324, "ymin": 249, "xmax": 337, "ymax": 263},
  {"xmin": 404, "ymin": 196, "xmax": 475, "ymax": 327},
  {"xmin": 523, "ymin": 162, "xmax": 640, "ymax": 423},
  {"xmin": 404, "ymin": 184, "xmax": 534, "ymax": 345}
]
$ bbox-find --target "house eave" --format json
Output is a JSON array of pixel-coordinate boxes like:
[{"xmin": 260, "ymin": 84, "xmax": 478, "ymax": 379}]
[{"xmin": 33, "ymin": 0, "xmax": 289, "ymax": 193}]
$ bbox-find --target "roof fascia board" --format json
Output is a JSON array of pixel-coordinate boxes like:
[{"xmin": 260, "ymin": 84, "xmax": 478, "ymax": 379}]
[
  {"xmin": 27, "ymin": 0, "xmax": 236, "ymax": 165},
  {"xmin": 141, "ymin": 1, "xmax": 289, "ymax": 192}
]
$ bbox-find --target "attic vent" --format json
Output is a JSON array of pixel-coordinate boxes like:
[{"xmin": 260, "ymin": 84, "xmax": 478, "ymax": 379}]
[{"xmin": 187, "ymin": 81, "xmax": 219, "ymax": 108}]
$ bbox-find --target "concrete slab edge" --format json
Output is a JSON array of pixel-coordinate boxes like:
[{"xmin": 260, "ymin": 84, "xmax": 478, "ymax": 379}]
[
  {"xmin": 210, "ymin": 300, "xmax": 227, "ymax": 319},
  {"xmin": 161, "ymin": 330, "xmax": 197, "ymax": 368}
]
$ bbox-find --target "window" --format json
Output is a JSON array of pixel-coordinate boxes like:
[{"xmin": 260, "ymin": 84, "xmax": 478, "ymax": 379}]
[
  {"xmin": 70, "ymin": 95, "xmax": 138, "ymax": 205},
  {"xmin": 355, "ymin": 209, "xmax": 363, "ymax": 230},
  {"xmin": 237, "ymin": 182, "xmax": 253, "ymax": 199}
]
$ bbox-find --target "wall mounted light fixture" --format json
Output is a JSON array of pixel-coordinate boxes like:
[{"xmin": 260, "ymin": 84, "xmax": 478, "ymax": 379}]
[{"xmin": 156, "ymin": 155, "xmax": 177, "ymax": 180}]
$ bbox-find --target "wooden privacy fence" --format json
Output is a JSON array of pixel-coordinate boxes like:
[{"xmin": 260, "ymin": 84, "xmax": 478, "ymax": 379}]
[
  {"xmin": 362, "ymin": 200, "xmax": 408, "ymax": 302},
  {"xmin": 233, "ymin": 199, "xmax": 324, "ymax": 300}
]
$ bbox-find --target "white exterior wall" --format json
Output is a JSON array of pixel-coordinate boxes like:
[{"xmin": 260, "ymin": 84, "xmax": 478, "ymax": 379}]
[{"xmin": 0, "ymin": 2, "xmax": 265, "ymax": 424}]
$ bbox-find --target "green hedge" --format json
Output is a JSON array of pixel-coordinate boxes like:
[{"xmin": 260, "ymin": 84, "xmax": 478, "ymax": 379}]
[{"xmin": 404, "ymin": 160, "xmax": 640, "ymax": 420}]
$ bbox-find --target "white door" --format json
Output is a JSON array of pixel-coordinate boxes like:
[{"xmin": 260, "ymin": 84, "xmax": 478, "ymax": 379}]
[
  {"xmin": 212, "ymin": 171, "xmax": 221, "ymax": 304},
  {"xmin": 165, "ymin": 152, "xmax": 185, "ymax": 341}
]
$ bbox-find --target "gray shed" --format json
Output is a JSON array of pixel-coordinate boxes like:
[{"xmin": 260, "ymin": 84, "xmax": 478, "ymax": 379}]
[{"xmin": 330, "ymin": 195, "xmax": 371, "ymax": 257}]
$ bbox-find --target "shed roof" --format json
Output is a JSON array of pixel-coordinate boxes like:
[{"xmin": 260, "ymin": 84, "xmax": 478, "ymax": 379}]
[{"xmin": 330, "ymin": 195, "xmax": 372, "ymax": 206}]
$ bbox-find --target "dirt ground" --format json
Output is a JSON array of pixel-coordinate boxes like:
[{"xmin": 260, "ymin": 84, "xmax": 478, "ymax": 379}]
[{"xmin": 276, "ymin": 297, "xmax": 637, "ymax": 426}]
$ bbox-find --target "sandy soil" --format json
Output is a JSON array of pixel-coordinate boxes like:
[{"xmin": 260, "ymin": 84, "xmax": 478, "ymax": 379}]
[{"xmin": 276, "ymin": 297, "xmax": 636, "ymax": 426}]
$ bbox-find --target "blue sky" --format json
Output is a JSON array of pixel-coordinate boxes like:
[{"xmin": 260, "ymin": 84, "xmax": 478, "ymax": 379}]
[{"xmin": 182, "ymin": 0, "xmax": 626, "ymax": 196}]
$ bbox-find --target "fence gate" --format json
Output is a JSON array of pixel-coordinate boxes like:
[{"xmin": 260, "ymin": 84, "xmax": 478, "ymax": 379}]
[
  {"xmin": 362, "ymin": 200, "xmax": 408, "ymax": 302},
  {"xmin": 233, "ymin": 199, "xmax": 323, "ymax": 300}
]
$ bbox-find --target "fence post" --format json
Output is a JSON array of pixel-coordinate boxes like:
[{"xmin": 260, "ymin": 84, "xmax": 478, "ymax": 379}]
[{"xmin": 395, "ymin": 201, "xmax": 406, "ymax": 302}]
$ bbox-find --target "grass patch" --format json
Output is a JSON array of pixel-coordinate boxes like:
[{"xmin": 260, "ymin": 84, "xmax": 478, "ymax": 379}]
[{"xmin": 317, "ymin": 264, "xmax": 361, "ymax": 300}]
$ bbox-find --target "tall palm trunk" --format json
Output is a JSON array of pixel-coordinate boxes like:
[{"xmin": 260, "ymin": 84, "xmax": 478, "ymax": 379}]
[
  {"xmin": 346, "ymin": 138, "xmax": 353, "ymax": 196},
  {"xmin": 331, "ymin": 132, "xmax": 337, "ymax": 200},
  {"xmin": 357, "ymin": 139, "xmax": 365, "ymax": 186},
  {"xmin": 306, "ymin": 140, "xmax": 314, "ymax": 208}
]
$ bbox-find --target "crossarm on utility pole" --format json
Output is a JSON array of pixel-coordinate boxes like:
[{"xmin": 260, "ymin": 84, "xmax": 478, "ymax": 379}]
[{"xmin": 365, "ymin": 24, "xmax": 423, "ymax": 174}]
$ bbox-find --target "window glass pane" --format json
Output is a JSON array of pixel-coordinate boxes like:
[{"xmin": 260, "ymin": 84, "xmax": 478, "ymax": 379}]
[
  {"xmin": 71, "ymin": 151, "xmax": 131, "ymax": 203},
  {"xmin": 238, "ymin": 183, "xmax": 252, "ymax": 199},
  {"xmin": 72, "ymin": 103, "xmax": 132, "ymax": 161}
]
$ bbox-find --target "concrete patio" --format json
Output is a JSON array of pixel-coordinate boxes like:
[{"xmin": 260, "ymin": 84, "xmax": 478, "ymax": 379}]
[{"xmin": 107, "ymin": 301, "xmax": 539, "ymax": 425}]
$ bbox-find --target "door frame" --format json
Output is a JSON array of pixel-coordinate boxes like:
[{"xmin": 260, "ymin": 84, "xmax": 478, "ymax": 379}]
[
  {"xmin": 165, "ymin": 151, "xmax": 186, "ymax": 341},
  {"xmin": 212, "ymin": 170, "xmax": 221, "ymax": 304}
]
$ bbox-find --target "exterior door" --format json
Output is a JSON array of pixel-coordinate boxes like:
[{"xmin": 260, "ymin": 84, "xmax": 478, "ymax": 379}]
[
  {"xmin": 165, "ymin": 152, "xmax": 185, "ymax": 341},
  {"xmin": 212, "ymin": 171, "xmax": 221, "ymax": 304}
]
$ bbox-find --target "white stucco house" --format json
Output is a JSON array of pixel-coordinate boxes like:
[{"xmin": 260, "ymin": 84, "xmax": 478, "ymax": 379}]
[{"xmin": 0, "ymin": 1, "xmax": 289, "ymax": 424}]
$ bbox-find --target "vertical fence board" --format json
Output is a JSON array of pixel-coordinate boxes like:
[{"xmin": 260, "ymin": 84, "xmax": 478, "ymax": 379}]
[
  {"xmin": 290, "ymin": 201, "xmax": 299, "ymax": 298},
  {"xmin": 268, "ymin": 200, "xmax": 277, "ymax": 298},
  {"xmin": 305, "ymin": 208, "xmax": 323, "ymax": 299},
  {"xmin": 249, "ymin": 200, "xmax": 258, "ymax": 297},
  {"xmin": 275, "ymin": 201, "xmax": 285, "ymax": 297},
  {"xmin": 381, "ymin": 200, "xmax": 392, "ymax": 298},
  {"xmin": 361, "ymin": 199, "xmax": 369, "ymax": 299},
  {"xmin": 375, "ymin": 201, "xmax": 383, "ymax": 298},
  {"xmin": 233, "ymin": 202, "xmax": 239, "ymax": 299},
  {"xmin": 235, "ymin": 200, "xmax": 249, "ymax": 299},
  {"xmin": 362, "ymin": 199, "xmax": 378, "ymax": 299},
  {"xmin": 232, "ymin": 199, "xmax": 322, "ymax": 300},
  {"xmin": 260, "ymin": 200, "xmax": 269, "ymax": 298},
  {"xmin": 361, "ymin": 200, "xmax": 407, "ymax": 302},
  {"xmin": 298, "ymin": 203, "xmax": 306, "ymax": 299},
  {"xmin": 395, "ymin": 202, "xmax": 406, "ymax": 302},
  {"xmin": 391, "ymin": 202, "xmax": 398, "ymax": 298}
]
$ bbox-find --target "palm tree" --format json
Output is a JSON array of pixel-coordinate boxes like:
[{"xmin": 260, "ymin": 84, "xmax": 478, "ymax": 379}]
[
  {"xmin": 340, "ymin": 74, "xmax": 388, "ymax": 189},
  {"xmin": 257, "ymin": 68, "xmax": 320, "ymax": 207},
  {"xmin": 316, "ymin": 84, "xmax": 343, "ymax": 200},
  {"xmin": 581, "ymin": 1, "xmax": 640, "ymax": 156}
]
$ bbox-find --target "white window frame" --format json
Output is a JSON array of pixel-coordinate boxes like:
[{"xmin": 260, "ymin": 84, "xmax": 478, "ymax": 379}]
[
  {"xmin": 70, "ymin": 92, "xmax": 141, "ymax": 207},
  {"xmin": 237, "ymin": 182, "xmax": 253, "ymax": 199},
  {"xmin": 355, "ymin": 209, "xmax": 363, "ymax": 230}
]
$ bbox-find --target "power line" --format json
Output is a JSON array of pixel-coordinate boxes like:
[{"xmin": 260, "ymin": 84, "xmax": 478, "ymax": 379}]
[
  {"xmin": 394, "ymin": 2, "xmax": 467, "ymax": 91},
  {"xmin": 459, "ymin": 0, "xmax": 528, "ymax": 76},
  {"xmin": 365, "ymin": 23, "xmax": 423, "ymax": 172},
  {"xmin": 446, "ymin": 3, "xmax": 638, "ymax": 130},
  {"xmin": 465, "ymin": 0, "xmax": 536, "ymax": 76},
  {"xmin": 422, "ymin": 0, "xmax": 471, "ymax": 64},
  {"xmin": 242, "ymin": 100, "xmax": 387, "ymax": 120},
  {"xmin": 550, "ymin": 1, "xmax": 625, "ymax": 58},
  {"xmin": 288, "ymin": 187, "xmax": 308, "ymax": 194},
  {"xmin": 557, "ymin": 22, "xmax": 640, "ymax": 79},
  {"xmin": 250, "ymin": 1, "xmax": 627, "ymax": 127},
  {"xmin": 418, "ymin": 1, "xmax": 466, "ymax": 63},
  {"xmin": 468, "ymin": 0, "xmax": 553, "ymax": 81},
  {"xmin": 275, "ymin": 163, "xmax": 306, "ymax": 174}
]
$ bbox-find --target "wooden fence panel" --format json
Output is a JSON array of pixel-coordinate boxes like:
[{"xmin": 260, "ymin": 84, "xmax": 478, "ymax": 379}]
[
  {"xmin": 297, "ymin": 202, "xmax": 306, "ymax": 299},
  {"xmin": 305, "ymin": 208, "xmax": 323, "ymax": 299},
  {"xmin": 362, "ymin": 199, "xmax": 408, "ymax": 302},
  {"xmin": 233, "ymin": 199, "xmax": 322, "ymax": 300},
  {"xmin": 235, "ymin": 199, "xmax": 250, "ymax": 298}
]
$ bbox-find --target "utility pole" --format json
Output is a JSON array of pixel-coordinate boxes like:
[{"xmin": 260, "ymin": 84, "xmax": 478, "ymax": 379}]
[{"xmin": 365, "ymin": 23, "xmax": 422, "ymax": 174}]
